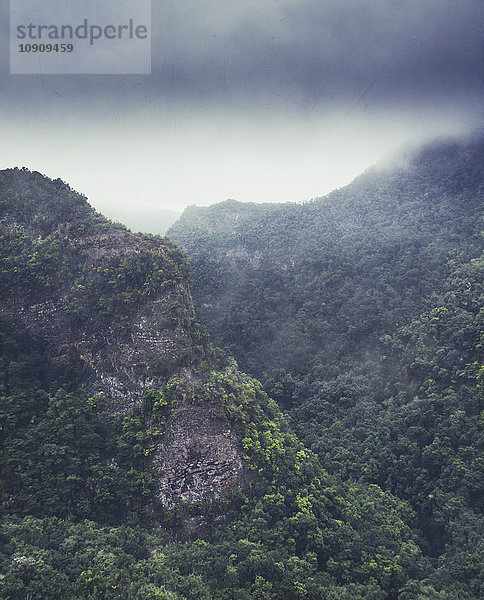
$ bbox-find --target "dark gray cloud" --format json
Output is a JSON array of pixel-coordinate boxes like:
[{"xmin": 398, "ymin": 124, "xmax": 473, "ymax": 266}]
[
  {"xmin": 1, "ymin": 0, "xmax": 482, "ymax": 118},
  {"xmin": 150, "ymin": 0, "xmax": 484, "ymax": 109},
  {"xmin": 0, "ymin": 0, "xmax": 482, "ymax": 215}
]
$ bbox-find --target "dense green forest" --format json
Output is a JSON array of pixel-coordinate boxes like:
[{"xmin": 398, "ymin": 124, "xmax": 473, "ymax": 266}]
[
  {"xmin": 0, "ymin": 166, "xmax": 456, "ymax": 599},
  {"xmin": 168, "ymin": 137, "xmax": 484, "ymax": 598},
  {"xmin": 0, "ymin": 137, "xmax": 482, "ymax": 598}
]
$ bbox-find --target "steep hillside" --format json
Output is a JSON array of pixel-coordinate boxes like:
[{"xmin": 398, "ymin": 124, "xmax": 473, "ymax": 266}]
[
  {"xmin": 0, "ymin": 168, "xmax": 431, "ymax": 599},
  {"xmin": 168, "ymin": 136, "xmax": 484, "ymax": 598},
  {"xmin": 0, "ymin": 167, "xmax": 250, "ymax": 518}
]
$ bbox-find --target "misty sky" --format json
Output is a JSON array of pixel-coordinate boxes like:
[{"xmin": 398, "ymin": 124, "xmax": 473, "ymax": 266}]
[{"xmin": 1, "ymin": 0, "xmax": 483, "ymax": 229}]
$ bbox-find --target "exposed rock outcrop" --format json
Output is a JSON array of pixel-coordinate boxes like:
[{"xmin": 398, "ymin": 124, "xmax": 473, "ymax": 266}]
[{"xmin": 154, "ymin": 403, "xmax": 245, "ymax": 507}]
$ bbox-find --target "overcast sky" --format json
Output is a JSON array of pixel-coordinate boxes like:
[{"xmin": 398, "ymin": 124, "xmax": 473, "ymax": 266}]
[{"xmin": 1, "ymin": 0, "xmax": 483, "ymax": 228}]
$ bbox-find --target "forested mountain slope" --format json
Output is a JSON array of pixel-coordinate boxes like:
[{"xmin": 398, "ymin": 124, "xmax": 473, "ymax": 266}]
[
  {"xmin": 168, "ymin": 136, "xmax": 484, "ymax": 598},
  {"xmin": 0, "ymin": 168, "xmax": 437, "ymax": 599},
  {"xmin": 169, "ymin": 137, "xmax": 482, "ymax": 382}
]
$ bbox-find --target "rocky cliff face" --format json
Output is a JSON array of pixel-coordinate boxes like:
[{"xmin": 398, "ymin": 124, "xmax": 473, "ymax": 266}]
[
  {"xmin": 0, "ymin": 168, "xmax": 249, "ymax": 508},
  {"xmin": 0, "ymin": 169, "xmax": 191, "ymax": 411},
  {"xmin": 154, "ymin": 401, "xmax": 245, "ymax": 508}
]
